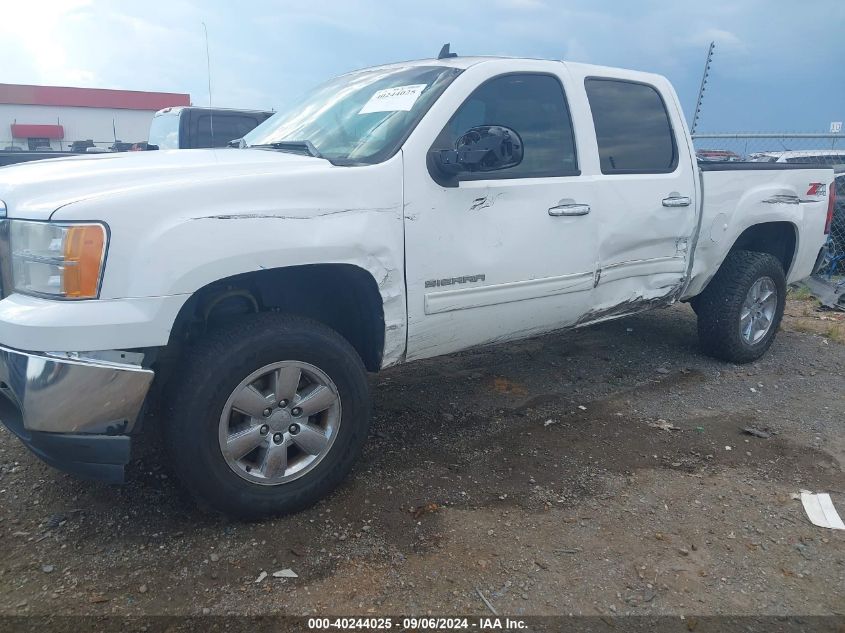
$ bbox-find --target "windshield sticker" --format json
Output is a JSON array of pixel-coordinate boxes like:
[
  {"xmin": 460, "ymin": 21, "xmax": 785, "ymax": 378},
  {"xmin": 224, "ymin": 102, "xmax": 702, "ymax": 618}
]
[{"xmin": 358, "ymin": 84, "xmax": 427, "ymax": 114}]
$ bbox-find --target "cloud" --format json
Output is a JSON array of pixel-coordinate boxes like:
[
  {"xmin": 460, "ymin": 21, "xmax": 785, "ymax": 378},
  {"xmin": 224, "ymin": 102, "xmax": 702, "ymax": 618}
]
[{"xmin": 0, "ymin": 0, "xmax": 841, "ymax": 131}]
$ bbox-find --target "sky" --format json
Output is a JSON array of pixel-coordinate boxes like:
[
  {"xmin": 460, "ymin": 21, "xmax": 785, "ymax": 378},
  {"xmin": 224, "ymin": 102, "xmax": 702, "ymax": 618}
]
[{"xmin": 0, "ymin": 0, "xmax": 842, "ymax": 133}]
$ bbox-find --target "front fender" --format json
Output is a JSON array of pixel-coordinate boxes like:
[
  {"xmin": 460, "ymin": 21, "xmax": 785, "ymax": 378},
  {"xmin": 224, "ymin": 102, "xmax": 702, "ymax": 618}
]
[{"xmin": 43, "ymin": 157, "xmax": 408, "ymax": 365}]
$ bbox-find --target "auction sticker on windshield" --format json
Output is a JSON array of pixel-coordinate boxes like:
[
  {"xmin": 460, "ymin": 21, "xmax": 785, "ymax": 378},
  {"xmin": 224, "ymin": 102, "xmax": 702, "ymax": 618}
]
[{"xmin": 358, "ymin": 84, "xmax": 427, "ymax": 113}]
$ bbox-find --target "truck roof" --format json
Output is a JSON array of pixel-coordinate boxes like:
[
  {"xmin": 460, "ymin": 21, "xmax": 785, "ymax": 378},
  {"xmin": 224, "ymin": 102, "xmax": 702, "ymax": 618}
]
[
  {"xmin": 356, "ymin": 55, "xmax": 669, "ymax": 85},
  {"xmin": 154, "ymin": 106, "xmax": 274, "ymax": 117}
]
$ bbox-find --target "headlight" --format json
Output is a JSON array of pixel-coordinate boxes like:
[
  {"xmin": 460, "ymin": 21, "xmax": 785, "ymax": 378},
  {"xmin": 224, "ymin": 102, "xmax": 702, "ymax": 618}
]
[{"xmin": 10, "ymin": 220, "xmax": 108, "ymax": 299}]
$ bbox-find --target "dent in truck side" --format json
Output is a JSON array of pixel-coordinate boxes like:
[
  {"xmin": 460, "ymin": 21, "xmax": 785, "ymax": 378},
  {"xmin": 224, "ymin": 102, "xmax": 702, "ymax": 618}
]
[{"xmin": 683, "ymin": 165, "xmax": 832, "ymax": 299}]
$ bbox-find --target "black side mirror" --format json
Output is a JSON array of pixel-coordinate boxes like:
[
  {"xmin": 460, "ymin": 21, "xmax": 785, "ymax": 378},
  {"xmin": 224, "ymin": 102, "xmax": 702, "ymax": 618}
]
[{"xmin": 432, "ymin": 125, "xmax": 523, "ymax": 176}]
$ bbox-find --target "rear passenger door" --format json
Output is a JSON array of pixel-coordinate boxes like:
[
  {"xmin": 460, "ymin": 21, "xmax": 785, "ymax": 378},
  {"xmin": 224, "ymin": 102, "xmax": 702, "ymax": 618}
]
[{"xmin": 583, "ymin": 77, "xmax": 698, "ymax": 309}]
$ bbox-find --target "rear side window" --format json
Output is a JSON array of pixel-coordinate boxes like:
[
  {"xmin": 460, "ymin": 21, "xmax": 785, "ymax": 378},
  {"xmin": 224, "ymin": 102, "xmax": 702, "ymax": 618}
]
[
  {"xmin": 585, "ymin": 78, "xmax": 678, "ymax": 174},
  {"xmin": 432, "ymin": 73, "xmax": 578, "ymax": 179},
  {"xmin": 195, "ymin": 114, "xmax": 266, "ymax": 148}
]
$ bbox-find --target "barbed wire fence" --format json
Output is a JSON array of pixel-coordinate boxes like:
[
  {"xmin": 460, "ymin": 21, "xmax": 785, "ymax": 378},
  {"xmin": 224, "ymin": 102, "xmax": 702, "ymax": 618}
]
[{"xmin": 692, "ymin": 132, "xmax": 845, "ymax": 282}]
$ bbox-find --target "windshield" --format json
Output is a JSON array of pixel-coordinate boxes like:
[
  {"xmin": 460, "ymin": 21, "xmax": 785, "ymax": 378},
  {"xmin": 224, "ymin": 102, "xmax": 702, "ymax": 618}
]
[{"xmin": 243, "ymin": 65, "xmax": 461, "ymax": 165}]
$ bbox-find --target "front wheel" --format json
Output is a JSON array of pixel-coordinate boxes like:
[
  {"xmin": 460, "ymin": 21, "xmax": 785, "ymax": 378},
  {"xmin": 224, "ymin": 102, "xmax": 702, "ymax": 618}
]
[
  {"xmin": 163, "ymin": 313, "xmax": 370, "ymax": 519},
  {"xmin": 695, "ymin": 250, "xmax": 786, "ymax": 364}
]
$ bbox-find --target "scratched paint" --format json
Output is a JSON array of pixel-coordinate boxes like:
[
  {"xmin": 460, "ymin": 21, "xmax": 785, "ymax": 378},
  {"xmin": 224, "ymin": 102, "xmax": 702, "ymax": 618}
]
[{"xmin": 468, "ymin": 192, "xmax": 504, "ymax": 211}]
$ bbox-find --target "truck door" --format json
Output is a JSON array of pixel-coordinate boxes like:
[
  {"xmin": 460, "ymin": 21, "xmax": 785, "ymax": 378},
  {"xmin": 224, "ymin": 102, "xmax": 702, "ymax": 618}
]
[
  {"xmin": 581, "ymin": 76, "xmax": 699, "ymax": 312},
  {"xmin": 402, "ymin": 68, "xmax": 600, "ymax": 361}
]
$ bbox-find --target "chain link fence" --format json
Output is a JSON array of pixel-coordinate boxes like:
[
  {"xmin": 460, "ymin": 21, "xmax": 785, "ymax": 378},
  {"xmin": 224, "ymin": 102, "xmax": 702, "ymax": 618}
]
[{"xmin": 692, "ymin": 133, "xmax": 845, "ymax": 282}]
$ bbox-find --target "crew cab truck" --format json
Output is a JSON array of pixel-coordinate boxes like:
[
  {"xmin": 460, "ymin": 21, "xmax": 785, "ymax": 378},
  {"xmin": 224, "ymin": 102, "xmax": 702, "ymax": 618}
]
[{"xmin": 0, "ymin": 55, "xmax": 835, "ymax": 519}]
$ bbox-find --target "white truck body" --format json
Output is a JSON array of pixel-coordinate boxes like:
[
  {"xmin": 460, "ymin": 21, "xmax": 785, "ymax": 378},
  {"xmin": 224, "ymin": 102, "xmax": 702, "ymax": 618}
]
[
  {"xmin": 0, "ymin": 58, "xmax": 830, "ymax": 361},
  {"xmin": 0, "ymin": 55, "xmax": 834, "ymax": 512}
]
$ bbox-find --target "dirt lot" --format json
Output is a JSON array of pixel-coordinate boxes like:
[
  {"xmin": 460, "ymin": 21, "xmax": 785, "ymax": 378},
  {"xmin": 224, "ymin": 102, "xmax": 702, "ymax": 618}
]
[{"xmin": 0, "ymin": 298, "xmax": 843, "ymax": 619}]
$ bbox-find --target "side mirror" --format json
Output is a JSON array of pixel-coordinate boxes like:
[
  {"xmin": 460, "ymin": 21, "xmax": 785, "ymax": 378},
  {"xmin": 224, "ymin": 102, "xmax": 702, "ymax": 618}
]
[{"xmin": 432, "ymin": 125, "xmax": 523, "ymax": 176}]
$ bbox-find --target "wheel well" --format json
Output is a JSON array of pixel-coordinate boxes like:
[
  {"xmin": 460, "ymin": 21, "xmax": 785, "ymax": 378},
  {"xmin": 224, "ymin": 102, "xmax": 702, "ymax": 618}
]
[
  {"xmin": 166, "ymin": 264, "xmax": 386, "ymax": 372},
  {"xmin": 728, "ymin": 222, "xmax": 797, "ymax": 274}
]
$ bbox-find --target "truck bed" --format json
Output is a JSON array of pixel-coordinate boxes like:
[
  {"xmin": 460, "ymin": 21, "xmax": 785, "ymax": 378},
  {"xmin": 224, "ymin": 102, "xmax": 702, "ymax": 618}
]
[
  {"xmin": 699, "ymin": 161, "xmax": 832, "ymax": 171},
  {"xmin": 685, "ymin": 162, "xmax": 833, "ymax": 297}
]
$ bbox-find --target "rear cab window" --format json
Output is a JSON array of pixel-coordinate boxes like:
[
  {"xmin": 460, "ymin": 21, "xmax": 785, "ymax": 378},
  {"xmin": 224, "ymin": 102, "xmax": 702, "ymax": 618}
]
[{"xmin": 584, "ymin": 78, "xmax": 678, "ymax": 174}]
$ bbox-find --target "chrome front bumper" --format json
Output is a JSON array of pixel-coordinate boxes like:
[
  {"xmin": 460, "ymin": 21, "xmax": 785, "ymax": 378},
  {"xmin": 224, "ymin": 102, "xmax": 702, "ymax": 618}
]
[
  {"xmin": 0, "ymin": 345, "xmax": 153, "ymax": 434},
  {"xmin": 0, "ymin": 345, "xmax": 154, "ymax": 482}
]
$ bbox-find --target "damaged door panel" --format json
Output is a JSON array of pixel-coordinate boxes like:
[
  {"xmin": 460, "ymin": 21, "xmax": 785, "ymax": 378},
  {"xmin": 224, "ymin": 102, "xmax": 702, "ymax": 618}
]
[{"xmin": 580, "ymin": 75, "xmax": 699, "ymax": 315}]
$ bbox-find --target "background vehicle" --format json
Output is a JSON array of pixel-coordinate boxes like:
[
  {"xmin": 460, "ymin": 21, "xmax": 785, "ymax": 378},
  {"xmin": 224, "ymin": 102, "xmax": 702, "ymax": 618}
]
[
  {"xmin": 0, "ymin": 55, "xmax": 834, "ymax": 519},
  {"xmin": 696, "ymin": 149, "xmax": 741, "ymax": 162},
  {"xmin": 0, "ymin": 138, "xmax": 148, "ymax": 167},
  {"xmin": 749, "ymin": 150, "xmax": 845, "ymax": 164},
  {"xmin": 148, "ymin": 106, "xmax": 274, "ymax": 149},
  {"xmin": 69, "ymin": 140, "xmax": 96, "ymax": 153},
  {"xmin": 0, "ymin": 149, "xmax": 70, "ymax": 166},
  {"xmin": 818, "ymin": 166, "xmax": 845, "ymax": 278}
]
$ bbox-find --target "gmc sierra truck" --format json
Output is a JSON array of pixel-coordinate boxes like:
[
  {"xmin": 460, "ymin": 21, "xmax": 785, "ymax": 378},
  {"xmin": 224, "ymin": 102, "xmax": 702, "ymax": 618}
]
[{"xmin": 0, "ymin": 54, "xmax": 835, "ymax": 518}]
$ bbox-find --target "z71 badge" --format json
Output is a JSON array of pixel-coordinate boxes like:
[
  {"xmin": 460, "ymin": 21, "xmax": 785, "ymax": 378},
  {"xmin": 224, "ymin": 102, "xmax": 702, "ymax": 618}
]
[
  {"xmin": 425, "ymin": 274, "xmax": 486, "ymax": 288},
  {"xmin": 806, "ymin": 183, "xmax": 827, "ymax": 196}
]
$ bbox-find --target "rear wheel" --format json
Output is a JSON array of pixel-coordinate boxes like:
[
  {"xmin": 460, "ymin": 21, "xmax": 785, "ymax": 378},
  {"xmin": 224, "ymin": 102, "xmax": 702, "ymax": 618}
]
[
  {"xmin": 695, "ymin": 250, "xmax": 786, "ymax": 363},
  {"xmin": 163, "ymin": 313, "xmax": 370, "ymax": 519}
]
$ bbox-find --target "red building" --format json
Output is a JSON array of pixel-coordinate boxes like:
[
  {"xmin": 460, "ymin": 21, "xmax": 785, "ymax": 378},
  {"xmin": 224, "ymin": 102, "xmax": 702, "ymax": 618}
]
[{"xmin": 0, "ymin": 83, "xmax": 190, "ymax": 151}]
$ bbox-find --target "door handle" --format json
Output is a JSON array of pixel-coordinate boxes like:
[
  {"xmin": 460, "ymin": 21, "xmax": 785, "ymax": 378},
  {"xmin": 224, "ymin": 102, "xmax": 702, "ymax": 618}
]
[
  {"xmin": 662, "ymin": 195, "xmax": 691, "ymax": 208},
  {"xmin": 548, "ymin": 203, "xmax": 590, "ymax": 217}
]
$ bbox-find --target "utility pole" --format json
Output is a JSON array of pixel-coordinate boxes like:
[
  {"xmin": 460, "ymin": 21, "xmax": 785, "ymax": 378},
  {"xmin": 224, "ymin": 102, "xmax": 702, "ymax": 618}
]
[
  {"xmin": 691, "ymin": 41, "xmax": 715, "ymax": 136},
  {"xmin": 202, "ymin": 21, "xmax": 214, "ymax": 146}
]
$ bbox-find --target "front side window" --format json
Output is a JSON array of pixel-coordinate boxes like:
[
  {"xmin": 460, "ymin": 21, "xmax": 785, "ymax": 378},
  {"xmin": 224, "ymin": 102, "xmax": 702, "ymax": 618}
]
[
  {"xmin": 244, "ymin": 66, "xmax": 461, "ymax": 165},
  {"xmin": 431, "ymin": 73, "xmax": 578, "ymax": 179},
  {"xmin": 585, "ymin": 78, "xmax": 678, "ymax": 174}
]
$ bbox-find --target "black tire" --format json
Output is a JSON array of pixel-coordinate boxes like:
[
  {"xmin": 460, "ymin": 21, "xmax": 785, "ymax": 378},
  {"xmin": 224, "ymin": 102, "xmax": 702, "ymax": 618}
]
[
  {"xmin": 163, "ymin": 313, "xmax": 370, "ymax": 520},
  {"xmin": 695, "ymin": 249, "xmax": 786, "ymax": 364}
]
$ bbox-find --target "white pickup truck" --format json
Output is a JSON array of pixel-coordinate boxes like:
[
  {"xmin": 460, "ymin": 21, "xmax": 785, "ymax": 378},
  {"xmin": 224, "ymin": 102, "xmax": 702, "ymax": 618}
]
[{"xmin": 0, "ymin": 54, "xmax": 835, "ymax": 518}]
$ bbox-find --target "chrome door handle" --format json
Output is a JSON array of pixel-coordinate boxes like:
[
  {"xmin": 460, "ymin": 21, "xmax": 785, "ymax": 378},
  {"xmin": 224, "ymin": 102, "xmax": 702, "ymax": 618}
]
[
  {"xmin": 662, "ymin": 196, "xmax": 691, "ymax": 208},
  {"xmin": 548, "ymin": 203, "xmax": 590, "ymax": 216}
]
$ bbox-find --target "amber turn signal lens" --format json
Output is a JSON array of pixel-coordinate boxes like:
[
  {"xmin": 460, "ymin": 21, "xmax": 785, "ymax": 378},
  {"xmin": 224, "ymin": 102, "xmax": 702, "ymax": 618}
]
[{"xmin": 62, "ymin": 225, "xmax": 106, "ymax": 298}]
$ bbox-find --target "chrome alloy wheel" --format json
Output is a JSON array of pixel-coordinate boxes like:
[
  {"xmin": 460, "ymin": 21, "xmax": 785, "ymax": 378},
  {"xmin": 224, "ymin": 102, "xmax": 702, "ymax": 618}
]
[
  {"xmin": 740, "ymin": 276, "xmax": 777, "ymax": 345},
  {"xmin": 218, "ymin": 361, "xmax": 341, "ymax": 485}
]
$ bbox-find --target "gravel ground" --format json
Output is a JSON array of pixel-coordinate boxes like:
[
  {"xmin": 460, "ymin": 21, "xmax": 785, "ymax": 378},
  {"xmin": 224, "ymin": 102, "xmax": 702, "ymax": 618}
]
[{"xmin": 0, "ymin": 300, "xmax": 843, "ymax": 618}]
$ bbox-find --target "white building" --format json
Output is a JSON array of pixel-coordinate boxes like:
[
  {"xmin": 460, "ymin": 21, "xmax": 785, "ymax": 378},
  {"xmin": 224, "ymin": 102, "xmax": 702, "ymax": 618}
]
[{"xmin": 0, "ymin": 84, "xmax": 190, "ymax": 151}]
